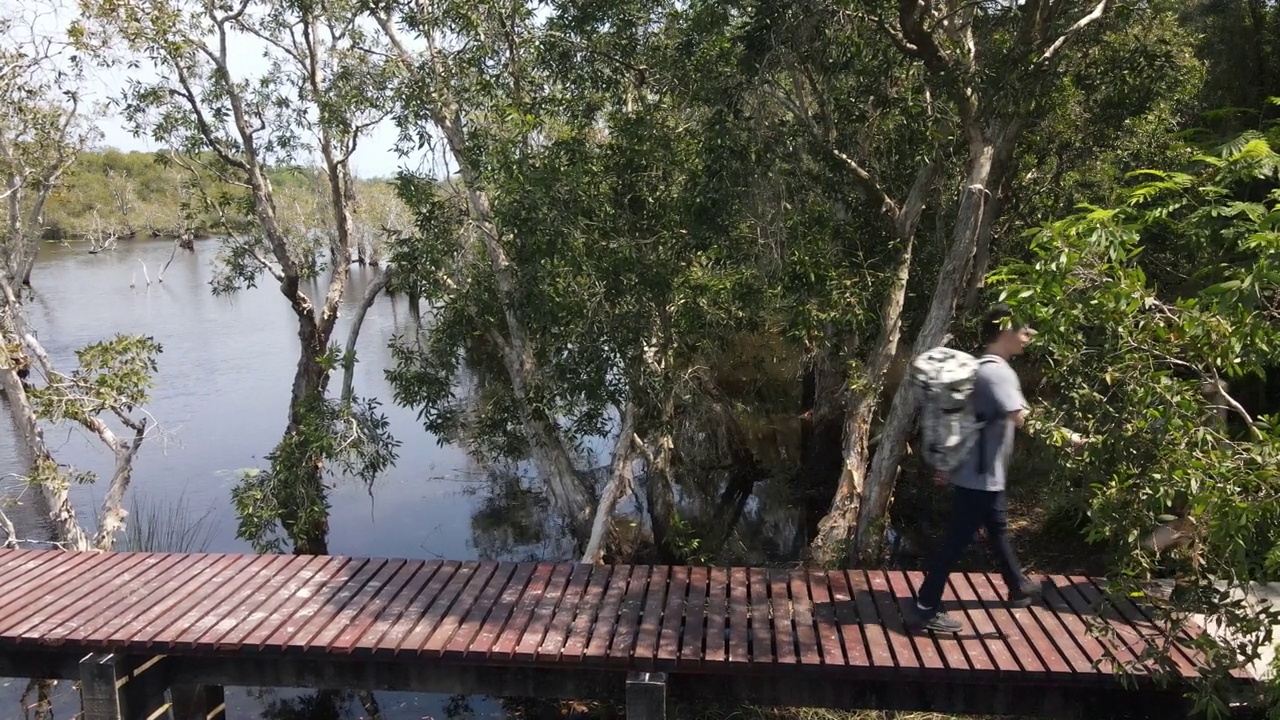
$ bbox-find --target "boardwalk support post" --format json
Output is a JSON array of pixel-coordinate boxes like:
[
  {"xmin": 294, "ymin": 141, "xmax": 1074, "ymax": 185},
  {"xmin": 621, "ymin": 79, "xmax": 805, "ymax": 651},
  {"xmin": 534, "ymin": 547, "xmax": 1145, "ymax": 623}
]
[
  {"xmin": 626, "ymin": 671, "xmax": 666, "ymax": 720},
  {"xmin": 79, "ymin": 653, "xmax": 173, "ymax": 720}
]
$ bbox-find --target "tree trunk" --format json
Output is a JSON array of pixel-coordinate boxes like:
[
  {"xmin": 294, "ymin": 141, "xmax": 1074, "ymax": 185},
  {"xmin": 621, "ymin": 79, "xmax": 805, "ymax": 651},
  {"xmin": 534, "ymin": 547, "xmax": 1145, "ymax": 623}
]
[
  {"xmin": 581, "ymin": 402, "xmax": 637, "ymax": 564},
  {"xmin": 341, "ymin": 265, "xmax": 393, "ymax": 405},
  {"xmin": 809, "ymin": 227, "xmax": 917, "ymax": 566},
  {"xmin": 0, "ymin": 289, "xmax": 95, "ymax": 550},
  {"xmin": 278, "ymin": 319, "xmax": 332, "ymax": 555},
  {"xmin": 808, "ymin": 163, "xmax": 936, "ymax": 567},
  {"xmin": 644, "ymin": 429, "xmax": 677, "ymax": 560},
  {"xmin": 853, "ymin": 130, "xmax": 1018, "ymax": 557}
]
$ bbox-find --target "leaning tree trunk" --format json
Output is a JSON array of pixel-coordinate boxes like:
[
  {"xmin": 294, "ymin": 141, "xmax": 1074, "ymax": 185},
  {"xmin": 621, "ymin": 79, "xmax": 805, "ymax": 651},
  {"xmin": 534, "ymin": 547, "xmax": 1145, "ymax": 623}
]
[
  {"xmin": 808, "ymin": 163, "xmax": 937, "ymax": 567},
  {"xmin": 853, "ymin": 130, "xmax": 1017, "ymax": 557},
  {"xmin": 809, "ymin": 219, "xmax": 918, "ymax": 566}
]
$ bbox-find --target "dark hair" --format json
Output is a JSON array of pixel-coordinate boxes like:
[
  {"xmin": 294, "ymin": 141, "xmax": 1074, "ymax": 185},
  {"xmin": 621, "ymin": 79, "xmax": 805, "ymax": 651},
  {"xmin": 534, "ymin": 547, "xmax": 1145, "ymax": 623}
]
[{"xmin": 981, "ymin": 303, "xmax": 1018, "ymax": 344}]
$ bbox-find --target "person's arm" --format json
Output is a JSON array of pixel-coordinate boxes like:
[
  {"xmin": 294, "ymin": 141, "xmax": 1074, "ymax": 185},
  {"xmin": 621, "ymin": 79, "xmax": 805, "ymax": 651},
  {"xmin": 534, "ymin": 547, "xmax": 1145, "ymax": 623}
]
[
  {"xmin": 989, "ymin": 364, "xmax": 1028, "ymax": 427},
  {"xmin": 1023, "ymin": 405, "xmax": 1089, "ymax": 453}
]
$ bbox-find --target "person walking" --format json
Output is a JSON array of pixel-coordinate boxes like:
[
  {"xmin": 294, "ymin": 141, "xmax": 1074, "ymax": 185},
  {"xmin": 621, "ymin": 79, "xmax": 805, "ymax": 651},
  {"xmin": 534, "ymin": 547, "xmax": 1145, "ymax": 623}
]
[{"xmin": 910, "ymin": 303, "xmax": 1043, "ymax": 634}]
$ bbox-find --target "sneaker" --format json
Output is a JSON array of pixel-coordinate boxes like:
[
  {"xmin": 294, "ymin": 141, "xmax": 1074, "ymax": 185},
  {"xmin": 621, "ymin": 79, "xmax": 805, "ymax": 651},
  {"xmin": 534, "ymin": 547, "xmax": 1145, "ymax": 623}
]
[
  {"xmin": 1007, "ymin": 576, "xmax": 1044, "ymax": 608},
  {"xmin": 913, "ymin": 606, "xmax": 963, "ymax": 633}
]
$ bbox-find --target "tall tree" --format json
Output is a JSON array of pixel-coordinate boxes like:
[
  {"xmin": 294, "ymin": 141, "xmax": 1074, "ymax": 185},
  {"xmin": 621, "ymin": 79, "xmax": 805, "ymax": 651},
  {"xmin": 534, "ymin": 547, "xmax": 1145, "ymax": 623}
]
[
  {"xmin": 82, "ymin": 0, "xmax": 398, "ymax": 553},
  {"xmin": 0, "ymin": 9, "xmax": 162, "ymax": 552}
]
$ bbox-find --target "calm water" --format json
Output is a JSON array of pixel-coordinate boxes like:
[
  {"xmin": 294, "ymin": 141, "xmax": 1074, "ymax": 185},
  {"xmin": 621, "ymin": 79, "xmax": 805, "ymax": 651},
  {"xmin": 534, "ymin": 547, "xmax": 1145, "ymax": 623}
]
[{"xmin": 0, "ymin": 237, "xmax": 572, "ymax": 719}]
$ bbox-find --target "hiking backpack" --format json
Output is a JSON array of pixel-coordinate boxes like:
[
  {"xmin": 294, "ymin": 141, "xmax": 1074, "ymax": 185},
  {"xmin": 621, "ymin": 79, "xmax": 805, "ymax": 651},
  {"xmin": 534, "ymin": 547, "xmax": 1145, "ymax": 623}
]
[{"xmin": 910, "ymin": 347, "xmax": 996, "ymax": 473}]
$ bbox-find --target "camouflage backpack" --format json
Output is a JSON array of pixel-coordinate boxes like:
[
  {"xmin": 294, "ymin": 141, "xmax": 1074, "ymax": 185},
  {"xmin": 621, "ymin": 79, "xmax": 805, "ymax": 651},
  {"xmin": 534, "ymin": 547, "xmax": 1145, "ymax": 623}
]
[{"xmin": 910, "ymin": 347, "xmax": 997, "ymax": 473}]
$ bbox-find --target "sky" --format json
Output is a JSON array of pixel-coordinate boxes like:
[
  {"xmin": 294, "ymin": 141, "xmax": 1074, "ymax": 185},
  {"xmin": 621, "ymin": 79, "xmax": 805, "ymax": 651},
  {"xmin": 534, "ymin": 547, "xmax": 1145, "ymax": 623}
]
[
  {"xmin": 92, "ymin": 34, "xmax": 410, "ymax": 180},
  {"xmin": 6, "ymin": 0, "xmax": 423, "ymax": 180}
]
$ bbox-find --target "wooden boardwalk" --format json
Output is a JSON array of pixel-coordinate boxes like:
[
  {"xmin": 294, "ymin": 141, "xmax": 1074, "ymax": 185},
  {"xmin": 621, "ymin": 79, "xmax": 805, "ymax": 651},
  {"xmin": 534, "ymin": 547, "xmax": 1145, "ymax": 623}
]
[{"xmin": 0, "ymin": 549, "xmax": 1253, "ymax": 719}]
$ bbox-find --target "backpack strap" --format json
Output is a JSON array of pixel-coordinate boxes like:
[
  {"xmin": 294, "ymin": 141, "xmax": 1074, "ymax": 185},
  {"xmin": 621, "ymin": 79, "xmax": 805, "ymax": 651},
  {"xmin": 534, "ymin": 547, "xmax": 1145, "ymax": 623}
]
[{"xmin": 974, "ymin": 354, "xmax": 1000, "ymax": 477}]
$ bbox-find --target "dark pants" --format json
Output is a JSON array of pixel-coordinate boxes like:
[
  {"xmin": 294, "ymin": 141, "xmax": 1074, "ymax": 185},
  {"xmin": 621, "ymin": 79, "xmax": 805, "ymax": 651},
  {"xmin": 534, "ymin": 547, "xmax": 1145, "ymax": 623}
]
[{"xmin": 916, "ymin": 485, "xmax": 1024, "ymax": 611}]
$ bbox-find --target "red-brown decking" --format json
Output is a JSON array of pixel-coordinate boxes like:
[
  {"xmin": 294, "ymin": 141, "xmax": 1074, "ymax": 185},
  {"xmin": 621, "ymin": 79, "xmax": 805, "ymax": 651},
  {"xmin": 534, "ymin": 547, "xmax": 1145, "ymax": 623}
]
[{"xmin": 0, "ymin": 549, "xmax": 1227, "ymax": 688}]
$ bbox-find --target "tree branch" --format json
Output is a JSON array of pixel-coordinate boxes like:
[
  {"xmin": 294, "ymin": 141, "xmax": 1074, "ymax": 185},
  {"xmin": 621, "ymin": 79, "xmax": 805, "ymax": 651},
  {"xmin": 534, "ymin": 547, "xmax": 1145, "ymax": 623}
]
[
  {"xmin": 341, "ymin": 264, "xmax": 394, "ymax": 405},
  {"xmin": 1039, "ymin": 0, "xmax": 1109, "ymax": 62}
]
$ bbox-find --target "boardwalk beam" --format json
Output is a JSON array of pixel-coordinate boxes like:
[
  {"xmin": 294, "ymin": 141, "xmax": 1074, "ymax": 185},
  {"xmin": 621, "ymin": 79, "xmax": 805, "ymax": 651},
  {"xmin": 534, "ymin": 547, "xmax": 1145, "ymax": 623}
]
[
  {"xmin": 626, "ymin": 672, "xmax": 666, "ymax": 720},
  {"xmin": 79, "ymin": 653, "xmax": 172, "ymax": 720}
]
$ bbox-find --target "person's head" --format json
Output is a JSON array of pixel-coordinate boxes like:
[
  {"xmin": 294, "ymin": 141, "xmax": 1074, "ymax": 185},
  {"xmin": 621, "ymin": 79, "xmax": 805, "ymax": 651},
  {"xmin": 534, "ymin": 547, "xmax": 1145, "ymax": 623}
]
[{"xmin": 981, "ymin": 303, "xmax": 1034, "ymax": 358}]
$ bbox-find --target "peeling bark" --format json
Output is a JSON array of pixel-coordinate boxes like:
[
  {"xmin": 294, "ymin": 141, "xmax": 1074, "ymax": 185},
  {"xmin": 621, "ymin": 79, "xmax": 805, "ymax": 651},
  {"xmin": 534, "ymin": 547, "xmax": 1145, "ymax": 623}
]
[
  {"xmin": 807, "ymin": 162, "xmax": 937, "ymax": 566},
  {"xmin": 855, "ymin": 128, "xmax": 1019, "ymax": 557},
  {"xmin": 581, "ymin": 401, "xmax": 637, "ymax": 564}
]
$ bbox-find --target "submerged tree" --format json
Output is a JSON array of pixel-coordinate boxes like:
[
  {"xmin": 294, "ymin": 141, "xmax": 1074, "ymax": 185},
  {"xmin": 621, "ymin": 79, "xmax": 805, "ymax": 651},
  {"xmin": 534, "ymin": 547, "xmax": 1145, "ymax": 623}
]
[{"xmin": 81, "ymin": 0, "xmax": 399, "ymax": 553}]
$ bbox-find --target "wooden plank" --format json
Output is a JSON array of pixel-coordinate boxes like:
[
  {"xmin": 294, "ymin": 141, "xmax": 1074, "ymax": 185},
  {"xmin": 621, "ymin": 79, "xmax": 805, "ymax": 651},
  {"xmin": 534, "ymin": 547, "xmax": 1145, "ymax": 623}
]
[
  {"xmin": 1014, "ymin": 578, "xmax": 1101, "ymax": 680},
  {"xmin": 702, "ymin": 566, "xmax": 728, "ymax": 665},
  {"xmin": 83, "ymin": 553, "xmax": 224, "ymax": 644},
  {"xmin": 491, "ymin": 562, "xmax": 555, "ymax": 661},
  {"xmin": 464, "ymin": 562, "xmax": 536, "ymax": 660},
  {"xmin": 512, "ymin": 563, "xmax": 573, "ymax": 662},
  {"xmin": 111, "ymin": 553, "xmax": 241, "ymax": 644},
  {"xmin": 946, "ymin": 573, "xmax": 1019, "ymax": 675},
  {"xmin": 899, "ymin": 571, "xmax": 965, "ymax": 672},
  {"xmin": 537, "ymin": 563, "xmax": 593, "ymax": 660},
  {"xmin": 0, "ymin": 551, "xmax": 85, "ymax": 610},
  {"xmin": 789, "ymin": 570, "xmax": 820, "ymax": 666},
  {"xmin": 214, "ymin": 555, "xmax": 336, "ymax": 650},
  {"xmin": 7, "ymin": 553, "xmax": 167, "ymax": 642},
  {"xmin": 1068, "ymin": 576, "xmax": 1150, "ymax": 676},
  {"xmin": 1042, "ymin": 575, "xmax": 1122, "ymax": 676},
  {"xmin": 38, "ymin": 553, "xmax": 192, "ymax": 645},
  {"xmin": 863, "ymin": 570, "xmax": 920, "ymax": 674},
  {"xmin": 395, "ymin": 561, "xmax": 488, "ymax": 657},
  {"xmin": 0, "ymin": 549, "xmax": 63, "ymax": 588},
  {"xmin": 328, "ymin": 559, "xmax": 429, "ymax": 655},
  {"xmin": 827, "ymin": 570, "xmax": 872, "ymax": 669},
  {"xmin": 747, "ymin": 567, "xmax": 773, "ymax": 663},
  {"xmin": 606, "ymin": 565, "xmax": 650, "ymax": 664},
  {"xmin": 633, "ymin": 565, "xmax": 670, "ymax": 666},
  {"xmin": 928, "ymin": 573, "xmax": 994, "ymax": 676},
  {"xmin": 582, "ymin": 564, "xmax": 628, "ymax": 661},
  {"xmin": 656, "ymin": 566, "xmax": 688, "ymax": 666},
  {"xmin": 363, "ymin": 560, "xmax": 455, "ymax": 657},
  {"xmin": 423, "ymin": 561, "xmax": 511, "ymax": 659},
  {"xmin": 727, "ymin": 567, "xmax": 749, "ymax": 664},
  {"xmin": 678, "ymin": 566, "xmax": 708, "ymax": 667},
  {"xmin": 198, "ymin": 554, "xmax": 317, "ymax": 650},
  {"xmin": 767, "ymin": 568, "xmax": 796, "ymax": 664},
  {"xmin": 444, "ymin": 562, "xmax": 520, "ymax": 660},
  {"xmin": 560, "ymin": 565, "xmax": 612, "ymax": 662},
  {"xmin": 959, "ymin": 573, "xmax": 1048, "ymax": 679},
  {"xmin": 128, "ymin": 554, "xmax": 265, "ymax": 650},
  {"xmin": 169, "ymin": 553, "xmax": 299, "ymax": 650},
  {"xmin": 0, "ymin": 552, "xmax": 150, "ymax": 636},
  {"xmin": 257, "ymin": 557, "xmax": 362, "ymax": 653},
  {"xmin": 971, "ymin": 573, "xmax": 1071, "ymax": 679},
  {"xmin": 1091, "ymin": 578, "xmax": 1200, "ymax": 679},
  {"xmin": 308, "ymin": 559, "xmax": 409, "ymax": 653},
  {"xmin": 804, "ymin": 570, "xmax": 845, "ymax": 666}
]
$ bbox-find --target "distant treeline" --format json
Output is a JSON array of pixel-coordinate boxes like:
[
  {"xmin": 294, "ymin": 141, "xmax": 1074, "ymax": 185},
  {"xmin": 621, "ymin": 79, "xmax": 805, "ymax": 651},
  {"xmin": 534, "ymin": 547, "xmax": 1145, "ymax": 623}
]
[{"xmin": 43, "ymin": 149, "xmax": 400, "ymax": 241}]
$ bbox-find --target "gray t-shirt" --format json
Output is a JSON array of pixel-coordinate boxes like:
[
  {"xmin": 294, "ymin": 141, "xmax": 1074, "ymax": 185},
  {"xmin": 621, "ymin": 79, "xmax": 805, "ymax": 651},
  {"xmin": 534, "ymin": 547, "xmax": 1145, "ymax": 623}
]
[{"xmin": 949, "ymin": 355, "xmax": 1026, "ymax": 492}]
